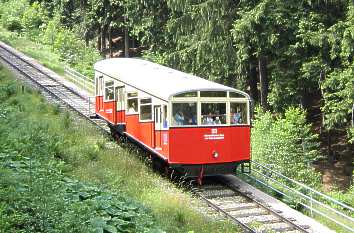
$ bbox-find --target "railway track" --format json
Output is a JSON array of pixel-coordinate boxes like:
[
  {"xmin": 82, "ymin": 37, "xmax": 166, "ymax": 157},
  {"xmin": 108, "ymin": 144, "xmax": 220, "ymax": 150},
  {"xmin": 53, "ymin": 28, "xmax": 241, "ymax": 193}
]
[
  {"xmin": 0, "ymin": 42, "xmax": 110, "ymax": 135},
  {"xmin": 193, "ymin": 176, "xmax": 310, "ymax": 233},
  {"xmin": 0, "ymin": 42, "xmax": 312, "ymax": 233}
]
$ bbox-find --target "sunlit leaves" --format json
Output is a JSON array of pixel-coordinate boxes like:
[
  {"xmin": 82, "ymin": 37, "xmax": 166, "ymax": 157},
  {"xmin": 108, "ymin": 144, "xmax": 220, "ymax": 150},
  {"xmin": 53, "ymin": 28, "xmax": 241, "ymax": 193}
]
[{"xmin": 252, "ymin": 107, "xmax": 321, "ymax": 186}]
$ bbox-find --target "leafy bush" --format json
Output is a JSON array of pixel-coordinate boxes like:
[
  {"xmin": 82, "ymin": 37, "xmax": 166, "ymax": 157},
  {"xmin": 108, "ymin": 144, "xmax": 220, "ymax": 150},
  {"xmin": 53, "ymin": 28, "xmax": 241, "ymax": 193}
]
[
  {"xmin": 42, "ymin": 13, "xmax": 100, "ymax": 77},
  {"xmin": 0, "ymin": 0, "xmax": 28, "ymax": 32},
  {"xmin": 21, "ymin": 1, "xmax": 48, "ymax": 39},
  {"xmin": 252, "ymin": 106, "xmax": 322, "ymax": 186},
  {"xmin": 0, "ymin": 0, "xmax": 100, "ymax": 78}
]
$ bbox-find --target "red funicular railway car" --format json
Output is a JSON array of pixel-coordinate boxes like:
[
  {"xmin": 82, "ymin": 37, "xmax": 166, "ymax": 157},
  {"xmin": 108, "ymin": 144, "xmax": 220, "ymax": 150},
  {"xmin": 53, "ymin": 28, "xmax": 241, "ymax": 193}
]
[{"xmin": 94, "ymin": 58, "xmax": 251, "ymax": 182}]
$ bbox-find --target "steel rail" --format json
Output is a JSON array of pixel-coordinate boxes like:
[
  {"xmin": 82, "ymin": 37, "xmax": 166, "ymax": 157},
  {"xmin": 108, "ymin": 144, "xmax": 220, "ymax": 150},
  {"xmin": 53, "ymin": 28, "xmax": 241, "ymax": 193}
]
[
  {"xmin": 0, "ymin": 44, "xmax": 110, "ymax": 136},
  {"xmin": 193, "ymin": 178, "xmax": 311, "ymax": 233},
  {"xmin": 223, "ymin": 179, "xmax": 310, "ymax": 233},
  {"xmin": 193, "ymin": 190, "xmax": 256, "ymax": 233}
]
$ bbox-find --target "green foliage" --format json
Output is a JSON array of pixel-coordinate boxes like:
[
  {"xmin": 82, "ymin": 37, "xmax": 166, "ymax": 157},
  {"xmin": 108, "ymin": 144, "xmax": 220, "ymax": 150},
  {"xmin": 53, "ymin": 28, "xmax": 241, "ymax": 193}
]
[
  {"xmin": 0, "ymin": 0, "xmax": 28, "ymax": 32},
  {"xmin": 321, "ymin": 66, "xmax": 354, "ymax": 129},
  {"xmin": 251, "ymin": 106, "xmax": 321, "ymax": 186},
  {"xmin": 0, "ymin": 67, "xmax": 160, "ymax": 233},
  {"xmin": 0, "ymin": 0, "xmax": 101, "ymax": 78},
  {"xmin": 41, "ymin": 12, "xmax": 101, "ymax": 77}
]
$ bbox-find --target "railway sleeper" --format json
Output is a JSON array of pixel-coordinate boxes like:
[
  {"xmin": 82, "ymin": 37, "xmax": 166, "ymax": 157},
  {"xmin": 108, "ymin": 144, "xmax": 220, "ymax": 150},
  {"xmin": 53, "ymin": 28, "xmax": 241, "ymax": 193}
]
[
  {"xmin": 229, "ymin": 207, "xmax": 268, "ymax": 218},
  {"xmin": 258, "ymin": 222, "xmax": 295, "ymax": 232},
  {"xmin": 237, "ymin": 214, "xmax": 281, "ymax": 225},
  {"xmin": 200, "ymin": 190, "xmax": 236, "ymax": 199},
  {"xmin": 211, "ymin": 196, "xmax": 248, "ymax": 204},
  {"xmin": 218, "ymin": 202, "xmax": 259, "ymax": 212}
]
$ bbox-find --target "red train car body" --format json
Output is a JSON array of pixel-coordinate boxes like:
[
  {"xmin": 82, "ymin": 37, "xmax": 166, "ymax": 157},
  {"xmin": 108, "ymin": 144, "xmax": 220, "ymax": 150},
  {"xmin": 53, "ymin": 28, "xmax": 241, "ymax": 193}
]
[{"xmin": 94, "ymin": 58, "xmax": 251, "ymax": 179}]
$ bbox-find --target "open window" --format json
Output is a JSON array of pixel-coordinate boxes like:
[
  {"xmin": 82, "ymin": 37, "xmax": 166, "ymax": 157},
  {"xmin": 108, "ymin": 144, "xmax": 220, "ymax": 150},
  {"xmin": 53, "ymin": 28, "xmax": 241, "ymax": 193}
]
[
  {"xmin": 104, "ymin": 80, "xmax": 114, "ymax": 101},
  {"xmin": 127, "ymin": 92, "xmax": 138, "ymax": 114},
  {"xmin": 140, "ymin": 98, "xmax": 152, "ymax": 121},
  {"xmin": 230, "ymin": 102, "xmax": 248, "ymax": 125},
  {"xmin": 172, "ymin": 102, "xmax": 197, "ymax": 126},
  {"xmin": 201, "ymin": 102, "xmax": 226, "ymax": 125}
]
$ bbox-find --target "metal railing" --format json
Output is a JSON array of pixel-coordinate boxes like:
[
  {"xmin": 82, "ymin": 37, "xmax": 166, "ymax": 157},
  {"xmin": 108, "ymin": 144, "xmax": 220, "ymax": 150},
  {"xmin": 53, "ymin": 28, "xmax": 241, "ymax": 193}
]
[
  {"xmin": 64, "ymin": 66, "xmax": 95, "ymax": 94},
  {"xmin": 242, "ymin": 161, "xmax": 354, "ymax": 232}
]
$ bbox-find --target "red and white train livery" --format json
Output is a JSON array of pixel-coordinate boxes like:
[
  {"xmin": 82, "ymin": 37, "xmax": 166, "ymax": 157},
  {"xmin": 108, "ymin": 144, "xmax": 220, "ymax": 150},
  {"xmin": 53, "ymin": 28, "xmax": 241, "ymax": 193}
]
[{"xmin": 94, "ymin": 58, "xmax": 251, "ymax": 180}]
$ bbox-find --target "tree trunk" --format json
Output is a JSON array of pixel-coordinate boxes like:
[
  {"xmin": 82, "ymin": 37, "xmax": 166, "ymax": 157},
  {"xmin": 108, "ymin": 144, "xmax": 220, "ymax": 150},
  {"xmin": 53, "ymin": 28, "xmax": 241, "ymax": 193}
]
[
  {"xmin": 97, "ymin": 28, "xmax": 101, "ymax": 51},
  {"xmin": 124, "ymin": 16, "xmax": 129, "ymax": 58},
  {"xmin": 258, "ymin": 56, "xmax": 268, "ymax": 110},
  {"xmin": 84, "ymin": 30, "xmax": 89, "ymax": 47},
  {"xmin": 248, "ymin": 62, "xmax": 258, "ymax": 102},
  {"xmin": 328, "ymin": 128, "xmax": 333, "ymax": 163},
  {"xmin": 100, "ymin": 25, "xmax": 106, "ymax": 53},
  {"xmin": 108, "ymin": 26, "xmax": 112, "ymax": 58}
]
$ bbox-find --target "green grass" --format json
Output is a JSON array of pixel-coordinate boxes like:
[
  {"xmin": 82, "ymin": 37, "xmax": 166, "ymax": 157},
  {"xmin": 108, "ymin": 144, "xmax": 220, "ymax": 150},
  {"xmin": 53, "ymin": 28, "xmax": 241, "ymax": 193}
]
[
  {"xmin": 0, "ymin": 64, "xmax": 239, "ymax": 232},
  {"xmin": 0, "ymin": 27, "xmax": 64, "ymax": 75}
]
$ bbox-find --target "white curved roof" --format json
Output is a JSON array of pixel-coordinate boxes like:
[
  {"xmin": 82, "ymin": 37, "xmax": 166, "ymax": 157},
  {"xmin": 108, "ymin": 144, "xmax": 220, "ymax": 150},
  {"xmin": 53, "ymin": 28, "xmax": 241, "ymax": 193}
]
[{"xmin": 94, "ymin": 58, "xmax": 248, "ymax": 101}]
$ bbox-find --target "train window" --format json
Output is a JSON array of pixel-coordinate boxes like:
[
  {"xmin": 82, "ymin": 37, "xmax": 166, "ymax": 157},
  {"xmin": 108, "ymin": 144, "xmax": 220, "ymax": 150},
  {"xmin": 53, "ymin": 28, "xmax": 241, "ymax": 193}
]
[
  {"xmin": 163, "ymin": 105, "xmax": 168, "ymax": 128},
  {"xmin": 201, "ymin": 103, "xmax": 226, "ymax": 125},
  {"xmin": 174, "ymin": 92, "xmax": 198, "ymax": 98},
  {"xmin": 172, "ymin": 102, "xmax": 197, "ymax": 126},
  {"xmin": 127, "ymin": 92, "xmax": 138, "ymax": 114},
  {"xmin": 230, "ymin": 102, "xmax": 248, "ymax": 125},
  {"xmin": 229, "ymin": 92, "xmax": 245, "ymax": 98},
  {"xmin": 140, "ymin": 98, "xmax": 152, "ymax": 121},
  {"xmin": 104, "ymin": 80, "xmax": 114, "ymax": 101},
  {"xmin": 200, "ymin": 91, "xmax": 226, "ymax": 97}
]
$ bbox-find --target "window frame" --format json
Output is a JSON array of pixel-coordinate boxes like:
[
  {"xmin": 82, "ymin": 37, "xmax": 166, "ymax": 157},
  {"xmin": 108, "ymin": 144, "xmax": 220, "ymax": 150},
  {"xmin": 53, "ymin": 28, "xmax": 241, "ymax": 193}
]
[
  {"xmin": 170, "ymin": 90, "xmax": 250, "ymax": 127},
  {"xmin": 104, "ymin": 79, "xmax": 115, "ymax": 102},
  {"xmin": 229, "ymin": 100, "xmax": 249, "ymax": 125},
  {"xmin": 171, "ymin": 101, "xmax": 198, "ymax": 127},
  {"xmin": 126, "ymin": 92, "xmax": 139, "ymax": 115},
  {"xmin": 200, "ymin": 101, "xmax": 228, "ymax": 126},
  {"xmin": 139, "ymin": 97, "xmax": 153, "ymax": 122}
]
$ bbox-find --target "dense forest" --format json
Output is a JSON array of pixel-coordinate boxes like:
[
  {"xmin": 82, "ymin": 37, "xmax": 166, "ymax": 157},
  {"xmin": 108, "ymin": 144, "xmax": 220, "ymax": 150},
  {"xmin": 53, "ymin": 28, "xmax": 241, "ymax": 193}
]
[{"xmin": 0, "ymin": 0, "xmax": 352, "ymax": 189}]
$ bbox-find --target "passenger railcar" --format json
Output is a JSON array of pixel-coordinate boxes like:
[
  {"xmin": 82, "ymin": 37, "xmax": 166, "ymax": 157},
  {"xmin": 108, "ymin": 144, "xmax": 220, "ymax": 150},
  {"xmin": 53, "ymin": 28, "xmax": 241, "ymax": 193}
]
[{"xmin": 94, "ymin": 58, "xmax": 251, "ymax": 183}]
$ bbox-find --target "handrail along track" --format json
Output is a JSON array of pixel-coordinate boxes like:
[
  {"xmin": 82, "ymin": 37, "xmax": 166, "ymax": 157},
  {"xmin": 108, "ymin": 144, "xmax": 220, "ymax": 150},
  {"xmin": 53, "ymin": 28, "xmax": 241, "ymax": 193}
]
[
  {"xmin": 0, "ymin": 42, "xmax": 110, "ymax": 135},
  {"xmin": 193, "ymin": 177, "xmax": 310, "ymax": 233}
]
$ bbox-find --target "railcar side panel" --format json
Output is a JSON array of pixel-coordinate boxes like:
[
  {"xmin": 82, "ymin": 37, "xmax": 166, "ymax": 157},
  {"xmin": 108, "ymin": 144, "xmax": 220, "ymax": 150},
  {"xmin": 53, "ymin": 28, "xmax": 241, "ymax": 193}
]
[
  {"xmin": 95, "ymin": 96, "xmax": 116, "ymax": 124},
  {"xmin": 230, "ymin": 126, "xmax": 251, "ymax": 161},
  {"xmin": 95, "ymin": 96, "xmax": 102, "ymax": 112},
  {"xmin": 116, "ymin": 110, "xmax": 125, "ymax": 124},
  {"xmin": 126, "ymin": 115, "xmax": 154, "ymax": 148},
  {"xmin": 154, "ymin": 130, "xmax": 169, "ymax": 158},
  {"xmin": 169, "ymin": 126, "xmax": 250, "ymax": 164}
]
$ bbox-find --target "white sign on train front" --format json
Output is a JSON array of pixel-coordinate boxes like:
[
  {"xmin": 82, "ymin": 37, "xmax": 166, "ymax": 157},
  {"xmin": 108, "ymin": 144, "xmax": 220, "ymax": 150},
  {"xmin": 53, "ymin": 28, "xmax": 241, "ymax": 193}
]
[{"xmin": 203, "ymin": 128, "xmax": 224, "ymax": 140}]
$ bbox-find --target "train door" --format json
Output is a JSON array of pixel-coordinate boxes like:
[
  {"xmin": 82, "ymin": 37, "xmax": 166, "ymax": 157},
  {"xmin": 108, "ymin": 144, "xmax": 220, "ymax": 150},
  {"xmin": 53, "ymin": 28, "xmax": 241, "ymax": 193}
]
[
  {"xmin": 98, "ymin": 76, "xmax": 104, "ymax": 110},
  {"xmin": 154, "ymin": 105, "xmax": 168, "ymax": 150},
  {"xmin": 115, "ymin": 86, "xmax": 125, "ymax": 123},
  {"xmin": 154, "ymin": 105, "xmax": 162, "ymax": 149}
]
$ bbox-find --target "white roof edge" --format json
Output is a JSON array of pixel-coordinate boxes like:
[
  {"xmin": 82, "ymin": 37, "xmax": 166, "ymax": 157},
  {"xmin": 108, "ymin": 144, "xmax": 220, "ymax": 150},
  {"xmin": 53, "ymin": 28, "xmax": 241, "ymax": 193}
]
[{"xmin": 94, "ymin": 58, "xmax": 251, "ymax": 101}]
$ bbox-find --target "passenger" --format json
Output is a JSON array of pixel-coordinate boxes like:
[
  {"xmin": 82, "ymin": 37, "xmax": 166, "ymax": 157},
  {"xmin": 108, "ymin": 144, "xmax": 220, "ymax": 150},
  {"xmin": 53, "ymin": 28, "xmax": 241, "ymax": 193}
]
[
  {"xmin": 187, "ymin": 114, "xmax": 197, "ymax": 125},
  {"xmin": 231, "ymin": 109, "xmax": 241, "ymax": 124},
  {"xmin": 204, "ymin": 112, "xmax": 214, "ymax": 125},
  {"xmin": 163, "ymin": 117, "xmax": 168, "ymax": 128},
  {"xmin": 214, "ymin": 116, "xmax": 221, "ymax": 124},
  {"xmin": 174, "ymin": 110, "xmax": 185, "ymax": 125},
  {"xmin": 128, "ymin": 102, "xmax": 137, "ymax": 113}
]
